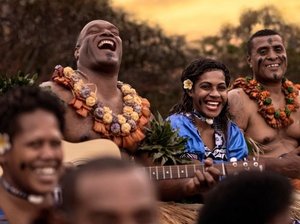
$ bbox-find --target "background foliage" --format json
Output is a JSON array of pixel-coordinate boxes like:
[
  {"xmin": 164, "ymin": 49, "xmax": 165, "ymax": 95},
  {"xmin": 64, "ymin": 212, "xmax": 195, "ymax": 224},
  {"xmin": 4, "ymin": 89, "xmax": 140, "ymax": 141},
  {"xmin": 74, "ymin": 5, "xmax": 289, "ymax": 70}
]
[
  {"xmin": 194, "ymin": 6, "xmax": 300, "ymax": 81},
  {"xmin": 1, "ymin": 1, "xmax": 300, "ymax": 116}
]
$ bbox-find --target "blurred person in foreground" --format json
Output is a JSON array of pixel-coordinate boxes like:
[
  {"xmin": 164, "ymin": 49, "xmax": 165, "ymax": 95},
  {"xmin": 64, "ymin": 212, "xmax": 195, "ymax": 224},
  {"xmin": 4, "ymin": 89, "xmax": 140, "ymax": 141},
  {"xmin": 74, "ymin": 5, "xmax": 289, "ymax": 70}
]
[
  {"xmin": 0, "ymin": 86, "xmax": 65, "ymax": 224},
  {"xmin": 198, "ymin": 171, "xmax": 300, "ymax": 224},
  {"xmin": 59, "ymin": 157, "xmax": 159, "ymax": 224}
]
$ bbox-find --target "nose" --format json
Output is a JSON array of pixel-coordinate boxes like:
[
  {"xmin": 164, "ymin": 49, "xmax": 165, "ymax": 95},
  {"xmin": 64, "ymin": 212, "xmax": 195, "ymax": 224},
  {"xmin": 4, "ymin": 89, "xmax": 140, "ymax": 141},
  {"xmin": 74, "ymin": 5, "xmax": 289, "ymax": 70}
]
[
  {"xmin": 267, "ymin": 49, "xmax": 278, "ymax": 60},
  {"xmin": 40, "ymin": 144, "xmax": 57, "ymax": 160},
  {"xmin": 101, "ymin": 29, "xmax": 114, "ymax": 37},
  {"xmin": 209, "ymin": 88, "xmax": 221, "ymax": 97}
]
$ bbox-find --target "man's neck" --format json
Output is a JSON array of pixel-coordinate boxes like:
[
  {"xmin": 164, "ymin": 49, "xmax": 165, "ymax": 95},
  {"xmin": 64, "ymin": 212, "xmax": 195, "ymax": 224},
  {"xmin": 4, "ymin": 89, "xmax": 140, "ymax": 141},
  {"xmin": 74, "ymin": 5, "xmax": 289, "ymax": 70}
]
[
  {"xmin": 255, "ymin": 77, "xmax": 283, "ymax": 94},
  {"xmin": 77, "ymin": 66, "xmax": 120, "ymax": 98}
]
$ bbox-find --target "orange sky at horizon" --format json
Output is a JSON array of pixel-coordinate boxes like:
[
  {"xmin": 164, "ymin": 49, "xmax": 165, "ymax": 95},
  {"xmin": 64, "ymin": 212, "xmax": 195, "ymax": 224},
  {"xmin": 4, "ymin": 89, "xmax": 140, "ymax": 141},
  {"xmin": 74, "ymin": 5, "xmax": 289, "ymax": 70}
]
[{"xmin": 112, "ymin": 0, "xmax": 300, "ymax": 41}]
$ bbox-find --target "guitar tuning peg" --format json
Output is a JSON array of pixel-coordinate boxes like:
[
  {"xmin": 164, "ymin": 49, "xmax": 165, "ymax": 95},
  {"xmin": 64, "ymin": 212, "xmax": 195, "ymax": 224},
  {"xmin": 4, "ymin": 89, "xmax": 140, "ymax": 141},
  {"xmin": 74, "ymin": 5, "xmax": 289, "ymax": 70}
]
[
  {"xmin": 230, "ymin": 157, "xmax": 237, "ymax": 162},
  {"xmin": 243, "ymin": 157, "xmax": 247, "ymax": 161},
  {"xmin": 252, "ymin": 157, "xmax": 256, "ymax": 161}
]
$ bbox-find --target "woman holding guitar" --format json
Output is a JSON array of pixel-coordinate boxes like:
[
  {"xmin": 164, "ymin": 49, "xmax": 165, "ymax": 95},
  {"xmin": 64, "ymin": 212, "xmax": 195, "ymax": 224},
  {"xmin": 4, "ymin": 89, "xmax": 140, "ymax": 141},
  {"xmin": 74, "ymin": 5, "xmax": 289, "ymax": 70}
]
[
  {"xmin": 160, "ymin": 58, "xmax": 248, "ymax": 201},
  {"xmin": 169, "ymin": 58, "xmax": 248, "ymax": 164}
]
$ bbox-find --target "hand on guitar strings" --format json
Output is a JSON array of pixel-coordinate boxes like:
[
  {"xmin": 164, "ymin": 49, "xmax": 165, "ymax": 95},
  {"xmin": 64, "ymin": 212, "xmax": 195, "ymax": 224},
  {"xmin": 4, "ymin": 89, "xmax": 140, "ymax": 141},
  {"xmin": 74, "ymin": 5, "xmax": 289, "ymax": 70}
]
[{"xmin": 184, "ymin": 158, "xmax": 220, "ymax": 195}]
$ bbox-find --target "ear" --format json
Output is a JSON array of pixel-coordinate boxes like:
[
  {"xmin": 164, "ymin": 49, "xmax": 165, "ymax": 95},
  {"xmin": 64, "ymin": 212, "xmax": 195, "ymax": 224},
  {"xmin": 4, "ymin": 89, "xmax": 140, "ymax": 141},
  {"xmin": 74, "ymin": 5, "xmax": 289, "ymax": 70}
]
[
  {"xmin": 187, "ymin": 90, "xmax": 193, "ymax": 98},
  {"xmin": 0, "ymin": 149, "xmax": 9, "ymax": 165},
  {"xmin": 74, "ymin": 47, "xmax": 80, "ymax": 61},
  {"xmin": 0, "ymin": 154, "xmax": 5, "ymax": 164},
  {"xmin": 247, "ymin": 55, "xmax": 252, "ymax": 68}
]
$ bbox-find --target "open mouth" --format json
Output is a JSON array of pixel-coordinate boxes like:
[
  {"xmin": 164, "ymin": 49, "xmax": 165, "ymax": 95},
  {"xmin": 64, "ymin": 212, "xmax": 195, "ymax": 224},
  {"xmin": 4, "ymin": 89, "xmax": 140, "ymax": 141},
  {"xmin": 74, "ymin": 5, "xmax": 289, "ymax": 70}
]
[
  {"xmin": 97, "ymin": 39, "xmax": 116, "ymax": 51},
  {"xmin": 28, "ymin": 162, "xmax": 61, "ymax": 177},
  {"xmin": 265, "ymin": 63, "xmax": 280, "ymax": 68},
  {"xmin": 205, "ymin": 101, "xmax": 220, "ymax": 110},
  {"xmin": 32, "ymin": 166, "xmax": 60, "ymax": 183},
  {"xmin": 34, "ymin": 167, "xmax": 57, "ymax": 175}
]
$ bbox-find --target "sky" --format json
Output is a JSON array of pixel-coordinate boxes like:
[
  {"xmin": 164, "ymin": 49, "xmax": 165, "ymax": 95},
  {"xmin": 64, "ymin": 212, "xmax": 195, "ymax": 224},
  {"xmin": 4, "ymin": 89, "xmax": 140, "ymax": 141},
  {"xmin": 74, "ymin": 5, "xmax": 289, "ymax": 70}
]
[{"xmin": 112, "ymin": 0, "xmax": 300, "ymax": 41}]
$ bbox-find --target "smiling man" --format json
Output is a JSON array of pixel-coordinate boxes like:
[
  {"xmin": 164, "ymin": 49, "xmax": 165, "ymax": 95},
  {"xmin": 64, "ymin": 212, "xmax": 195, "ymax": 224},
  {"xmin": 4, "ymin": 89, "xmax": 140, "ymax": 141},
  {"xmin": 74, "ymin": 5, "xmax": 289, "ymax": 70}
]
[
  {"xmin": 229, "ymin": 29, "xmax": 300, "ymax": 178},
  {"xmin": 0, "ymin": 86, "xmax": 65, "ymax": 224},
  {"xmin": 41, "ymin": 20, "xmax": 151, "ymax": 157}
]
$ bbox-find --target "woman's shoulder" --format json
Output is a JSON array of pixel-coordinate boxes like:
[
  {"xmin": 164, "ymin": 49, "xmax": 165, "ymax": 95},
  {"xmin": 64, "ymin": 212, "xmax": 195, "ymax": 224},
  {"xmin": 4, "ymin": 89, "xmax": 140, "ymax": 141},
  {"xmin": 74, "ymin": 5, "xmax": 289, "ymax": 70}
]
[
  {"xmin": 0, "ymin": 208, "xmax": 8, "ymax": 223},
  {"xmin": 167, "ymin": 113, "xmax": 192, "ymax": 123},
  {"xmin": 228, "ymin": 120, "xmax": 244, "ymax": 133}
]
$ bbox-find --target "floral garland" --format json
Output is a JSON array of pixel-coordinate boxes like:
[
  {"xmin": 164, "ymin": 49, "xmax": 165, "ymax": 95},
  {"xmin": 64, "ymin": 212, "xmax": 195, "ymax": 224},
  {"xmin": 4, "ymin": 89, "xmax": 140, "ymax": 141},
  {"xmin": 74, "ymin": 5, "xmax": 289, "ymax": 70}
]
[
  {"xmin": 232, "ymin": 76, "xmax": 299, "ymax": 129},
  {"xmin": 0, "ymin": 133, "xmax": 11, "ymax": 155},
  {"xmin": 52, "ymin": 65, "xmax": 151, "ymax": 152}
]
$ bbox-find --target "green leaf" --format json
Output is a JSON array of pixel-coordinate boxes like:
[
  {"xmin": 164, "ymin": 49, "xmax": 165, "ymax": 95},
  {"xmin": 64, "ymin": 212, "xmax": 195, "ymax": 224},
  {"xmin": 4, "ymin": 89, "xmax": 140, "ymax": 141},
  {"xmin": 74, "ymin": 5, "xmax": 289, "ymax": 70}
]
[{"xmin": 138, "ymin": 111, "xmax": 190, "ymax": 165}]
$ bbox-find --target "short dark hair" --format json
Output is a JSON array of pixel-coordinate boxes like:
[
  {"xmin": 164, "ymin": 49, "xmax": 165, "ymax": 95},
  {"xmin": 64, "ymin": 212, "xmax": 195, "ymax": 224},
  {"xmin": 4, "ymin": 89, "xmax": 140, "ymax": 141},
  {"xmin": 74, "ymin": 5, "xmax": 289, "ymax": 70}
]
[
  {"xmin": 61, "ymin": 157, "xmax": 139, "ymax": 214},
  {"xmin": 247, "ymin": 29, "xmax": 282, "ymax": 55},
  {"xmin": 198, "ymin": 171, "xmax": 293, "ymax": 224},
  {"xmin": 0, "ymin": 86, "xmax": 65, "ymax": 140}
]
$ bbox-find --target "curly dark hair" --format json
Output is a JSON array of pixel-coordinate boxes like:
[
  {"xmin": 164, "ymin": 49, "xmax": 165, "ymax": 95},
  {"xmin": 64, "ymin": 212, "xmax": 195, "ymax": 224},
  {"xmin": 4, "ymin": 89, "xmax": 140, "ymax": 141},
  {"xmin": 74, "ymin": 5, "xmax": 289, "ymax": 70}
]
[
  {"xmin": 198, "ymin": 171, "xmax": 293, "ymax": 224},
  {"xmin": 0, "ymin": 86, "xmax": 65, "ymax": 141},
  {"xmin": 169, "ymin": 57, "xmax": 231, "ymax": 136},
  {"xmin": 247, "ymin": 29, "xmax": 281, "ymax": 55}
]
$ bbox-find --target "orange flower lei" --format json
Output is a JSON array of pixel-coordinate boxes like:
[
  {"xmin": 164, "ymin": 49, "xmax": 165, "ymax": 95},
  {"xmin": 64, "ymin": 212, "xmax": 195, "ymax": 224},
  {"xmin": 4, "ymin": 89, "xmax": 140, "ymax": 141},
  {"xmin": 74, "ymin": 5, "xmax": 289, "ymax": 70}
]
[
  {"xmin": 232, "ymin": 77, "xmax": 299, "ymax": 129},
  {"xmin": 52, "ymin": 65, "xmax": 151, "ymax": 152}
]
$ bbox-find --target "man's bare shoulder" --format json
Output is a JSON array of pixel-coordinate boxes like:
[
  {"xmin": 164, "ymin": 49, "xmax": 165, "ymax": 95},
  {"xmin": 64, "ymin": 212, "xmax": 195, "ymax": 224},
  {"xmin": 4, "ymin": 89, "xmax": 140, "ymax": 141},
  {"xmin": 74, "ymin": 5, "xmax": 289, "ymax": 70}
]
[
  {"xmin": 40, "ymin": 81, "xmax": 72, "ymax": 102},
  {"xmin": 228, "ymin": 88, "xmax": 252, "ymax": 130},
  {"xmin": 228, "ymin": 88, "xmax": 251, "ymax": 108}
]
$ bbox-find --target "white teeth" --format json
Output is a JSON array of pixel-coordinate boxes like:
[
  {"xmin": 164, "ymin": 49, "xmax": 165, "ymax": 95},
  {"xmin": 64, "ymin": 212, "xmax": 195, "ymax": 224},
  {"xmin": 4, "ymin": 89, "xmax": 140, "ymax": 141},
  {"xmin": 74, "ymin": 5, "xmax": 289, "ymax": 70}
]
[
  {"xmin": 266, "ymin": 64, "xmax": 279, "ymax": 68},
  {"xmin": 36, "ymin": 167, "xmax": 55, "ymax": 175},
  {"xmin": 98, "ymin": 40, "xmax": 114, "ymax": 47},
  {"xmin": 207, "ymin": 102, "xmax": 219, "ymax": 105}
]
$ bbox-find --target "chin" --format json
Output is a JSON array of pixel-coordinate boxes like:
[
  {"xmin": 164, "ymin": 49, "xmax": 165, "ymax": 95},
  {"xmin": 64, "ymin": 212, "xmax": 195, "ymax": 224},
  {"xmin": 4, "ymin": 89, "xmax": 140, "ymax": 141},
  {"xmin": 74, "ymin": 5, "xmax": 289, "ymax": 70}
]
[
  {"xmin": 31, "ymin": 185, "xmax": 56, "ymax": 195},
  {"xmin": 30, "ymin": 180, "xmax": 58, "ymax": 195}
]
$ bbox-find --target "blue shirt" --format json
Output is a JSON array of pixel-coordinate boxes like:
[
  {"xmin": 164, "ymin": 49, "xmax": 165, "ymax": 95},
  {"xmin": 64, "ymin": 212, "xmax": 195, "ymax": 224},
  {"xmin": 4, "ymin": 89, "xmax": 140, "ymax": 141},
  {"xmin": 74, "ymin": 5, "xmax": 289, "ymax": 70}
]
[
  {"xmin": 0, "ymin": 208, "xmax": 8, "ymax": 224},
  {"xmin": 167, "ymin": 113, "xmax": 248, "ymax": 162}
]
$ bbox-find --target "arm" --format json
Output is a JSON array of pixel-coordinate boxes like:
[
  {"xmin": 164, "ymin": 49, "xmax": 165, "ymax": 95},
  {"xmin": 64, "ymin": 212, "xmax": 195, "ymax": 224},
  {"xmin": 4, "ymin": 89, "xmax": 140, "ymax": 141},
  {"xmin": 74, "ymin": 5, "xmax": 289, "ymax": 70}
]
[{"xmin": 262, "ymin": 147, "xmax": 300, "ymax": 179}]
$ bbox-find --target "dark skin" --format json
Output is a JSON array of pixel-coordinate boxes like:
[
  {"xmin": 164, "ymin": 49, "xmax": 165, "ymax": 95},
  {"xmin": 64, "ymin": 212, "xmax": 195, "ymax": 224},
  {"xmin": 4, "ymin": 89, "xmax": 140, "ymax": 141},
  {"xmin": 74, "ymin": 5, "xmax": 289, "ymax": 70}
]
[
  {"xmin": 41, "ymin": 20, "xmax": 124, "ymax": 145},
  {"xmin": 0, "ymin": 110, "xmax": 63, "ymax": 224},
  {"xmin": 229, "ymin": 34, "xmax": 300, "ymax": 178},
  {"xmin": 41, "ymin": 20, "xmax": 220, "ymax": 201}
]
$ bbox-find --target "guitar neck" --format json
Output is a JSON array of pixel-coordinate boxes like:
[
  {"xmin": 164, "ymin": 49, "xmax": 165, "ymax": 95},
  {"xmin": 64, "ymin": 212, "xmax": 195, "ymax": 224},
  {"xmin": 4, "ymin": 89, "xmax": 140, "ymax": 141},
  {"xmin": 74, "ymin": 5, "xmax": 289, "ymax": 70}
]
[{"xmin": 144, "ymin": 160, "xmax": 263, "ymax": 181}]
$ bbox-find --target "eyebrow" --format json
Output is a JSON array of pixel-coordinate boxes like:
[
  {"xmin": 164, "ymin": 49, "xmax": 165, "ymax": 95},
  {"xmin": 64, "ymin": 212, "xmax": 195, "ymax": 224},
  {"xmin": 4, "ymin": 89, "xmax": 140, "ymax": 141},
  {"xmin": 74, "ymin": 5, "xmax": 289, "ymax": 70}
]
[{"xmin": 199, "ymin": 81, "xmax": 226, "ymax": 84}]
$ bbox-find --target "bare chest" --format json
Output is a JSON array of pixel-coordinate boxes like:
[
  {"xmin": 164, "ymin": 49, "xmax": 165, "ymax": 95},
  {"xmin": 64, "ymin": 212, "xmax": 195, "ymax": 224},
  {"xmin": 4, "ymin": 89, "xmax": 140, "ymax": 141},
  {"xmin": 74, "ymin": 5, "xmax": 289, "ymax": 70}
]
[
  {"xmin": 63, "ymin": 108, "xmax": 101, "ymax": 142},
  {"xmin": 246, "ymin": 110, "xmax": 300, "ymax": 156}
]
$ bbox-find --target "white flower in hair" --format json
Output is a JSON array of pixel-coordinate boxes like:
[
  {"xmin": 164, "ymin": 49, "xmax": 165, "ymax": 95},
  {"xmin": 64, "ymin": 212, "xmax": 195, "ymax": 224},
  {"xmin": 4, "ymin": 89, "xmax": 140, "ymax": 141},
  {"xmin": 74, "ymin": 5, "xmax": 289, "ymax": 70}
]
[
  {"xmin": 183, "ymin": 79, "xmax": 193, "ymax": 90},
  {"xmin": 0, "ymin": 133, "xmax": 11, "ymax": 155}
]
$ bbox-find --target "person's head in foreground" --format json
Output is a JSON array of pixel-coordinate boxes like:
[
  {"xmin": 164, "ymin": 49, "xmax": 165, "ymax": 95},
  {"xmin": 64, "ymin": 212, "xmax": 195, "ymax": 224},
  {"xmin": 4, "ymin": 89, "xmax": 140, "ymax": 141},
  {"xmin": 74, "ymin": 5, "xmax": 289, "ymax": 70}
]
[
  {"xmin": 0, "ymin": 86, "xmax": 65, "ymax": 198},
  {"xmin": 60, "ymin": 157, "xmax": 159, "ymax": 224},
  {"xmin": 198, "ymin": 171, "xmax": 294, "ymax": 224},
  {"xmin": 0, "ymin": 86, "xmax": 65, "ymax": 222}
]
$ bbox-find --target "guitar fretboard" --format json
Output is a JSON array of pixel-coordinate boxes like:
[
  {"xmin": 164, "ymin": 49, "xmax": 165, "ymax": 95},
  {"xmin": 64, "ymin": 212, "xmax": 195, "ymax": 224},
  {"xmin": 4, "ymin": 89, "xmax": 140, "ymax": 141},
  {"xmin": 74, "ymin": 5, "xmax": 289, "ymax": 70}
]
[{"xmin": 144, "ymin": 160, "xmax": 263, "ymax": 180}]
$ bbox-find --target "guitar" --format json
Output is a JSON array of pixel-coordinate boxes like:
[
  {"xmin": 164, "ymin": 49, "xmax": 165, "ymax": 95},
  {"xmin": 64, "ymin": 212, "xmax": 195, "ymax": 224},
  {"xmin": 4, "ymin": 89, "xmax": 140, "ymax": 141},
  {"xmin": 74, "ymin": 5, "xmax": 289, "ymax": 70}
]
[
  {"xmin": 143, "ymin": 159, "xmax": 264, "ymax": 180},
  {"xmin": 0, "ymin": 139, "xmax": 121, "ymax": 176},
  {"xmin": 63, "ymin": 139, "xmax": 121, "ymax": 166},
  {"xmin": 1, "ymin": 139, "xmax": 261, "ymax": 179}
]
